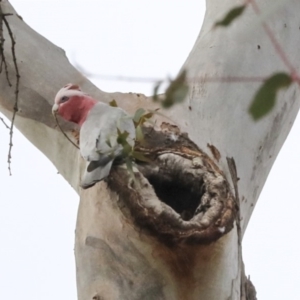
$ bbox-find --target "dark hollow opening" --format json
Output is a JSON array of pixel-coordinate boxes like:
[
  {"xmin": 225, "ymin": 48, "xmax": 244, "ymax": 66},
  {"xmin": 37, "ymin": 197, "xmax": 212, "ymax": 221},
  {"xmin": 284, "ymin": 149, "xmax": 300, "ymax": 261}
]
[{"xmin": 145, "ymin": 172, "xmax": 205, "ymax": 221}]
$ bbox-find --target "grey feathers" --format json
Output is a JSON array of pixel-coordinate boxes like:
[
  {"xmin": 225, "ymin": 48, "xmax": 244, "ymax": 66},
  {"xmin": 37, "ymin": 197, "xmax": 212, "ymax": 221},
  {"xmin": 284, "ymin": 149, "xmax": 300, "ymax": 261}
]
[{"xmin": 80, "ymin": 102, "xmax": 135, "ymax": 189}]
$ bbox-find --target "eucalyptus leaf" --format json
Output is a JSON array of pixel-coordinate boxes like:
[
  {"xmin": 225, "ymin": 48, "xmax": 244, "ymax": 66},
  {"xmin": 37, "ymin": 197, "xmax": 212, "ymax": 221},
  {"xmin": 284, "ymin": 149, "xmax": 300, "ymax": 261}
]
[
  {"xmin": 116, "ymin": 129, "xmax": 130, "ymax": 144},
  {"xmin": 153, "ymin": 81, "xmax": 162, "ymax": 102},
  {"xmin": 162, "ymin": 70, "xmax": 189, "ymax": 108},
  {"xmin": 135, "ymin": 125, "xmax": 144, "ymax": 142},
  {"xmin": 133, "ymin": 108, "xmax": 146, "ymax": 123},
  {"xmin": 215, "ymin": 5, "xmax": 246, "ymax": 27},
  {"xmin": 125, "ymin": 158, "xmax": 138, "ymax": 187},
  {"xmin": 109, "ymin": 99, "xmax": 118, "ymax": 107},
  {"xmin": 132, "ymin": 151, "xmax": 152, "ymax": 163},
  {"xmin": 249, "ymin": 73, "xmax": 292, "ymax": 120}
]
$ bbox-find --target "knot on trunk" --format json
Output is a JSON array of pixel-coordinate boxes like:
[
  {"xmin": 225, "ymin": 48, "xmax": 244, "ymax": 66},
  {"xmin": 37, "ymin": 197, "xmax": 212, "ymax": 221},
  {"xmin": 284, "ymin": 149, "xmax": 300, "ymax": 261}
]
[{"xmin": 107, "ymin": 125, "xmax": 236, "ymax": 245}]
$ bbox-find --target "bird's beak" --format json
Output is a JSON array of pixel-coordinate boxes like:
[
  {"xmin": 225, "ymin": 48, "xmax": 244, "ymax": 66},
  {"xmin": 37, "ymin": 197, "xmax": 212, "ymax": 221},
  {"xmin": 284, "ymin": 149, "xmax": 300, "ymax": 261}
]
[{"xmin": 52, "ymin": 103, "xmax": 59, "ymax": 115}]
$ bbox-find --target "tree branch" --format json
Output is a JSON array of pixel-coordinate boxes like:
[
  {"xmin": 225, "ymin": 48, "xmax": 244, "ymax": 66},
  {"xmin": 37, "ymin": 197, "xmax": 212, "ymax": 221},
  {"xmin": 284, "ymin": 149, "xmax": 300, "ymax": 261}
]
[
  {"xmin": 0, "ymin": 1, "xmax": 160, "ymax": 191},
  {"xmin": 0, "ymin": 115, "xmax": 9, "ymax": 129},
  {"xmin": 1, "ymin": 11, "xmax": 20, "ymax": 175}
]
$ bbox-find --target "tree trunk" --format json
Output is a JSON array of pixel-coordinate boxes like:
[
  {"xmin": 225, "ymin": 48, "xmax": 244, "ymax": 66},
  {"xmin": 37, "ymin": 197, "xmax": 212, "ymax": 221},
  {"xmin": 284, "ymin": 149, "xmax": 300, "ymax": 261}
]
[{"xmin": 1, "ymin": 0, "xmax": 299, "ymax": 299}]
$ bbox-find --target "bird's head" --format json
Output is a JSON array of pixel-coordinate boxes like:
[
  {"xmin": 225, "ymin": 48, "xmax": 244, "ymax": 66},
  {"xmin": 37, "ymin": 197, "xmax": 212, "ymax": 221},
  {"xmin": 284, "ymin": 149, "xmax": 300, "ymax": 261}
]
[{"xmin": 52, "ymin": 84, "xmax": 97, "ymax": 126}]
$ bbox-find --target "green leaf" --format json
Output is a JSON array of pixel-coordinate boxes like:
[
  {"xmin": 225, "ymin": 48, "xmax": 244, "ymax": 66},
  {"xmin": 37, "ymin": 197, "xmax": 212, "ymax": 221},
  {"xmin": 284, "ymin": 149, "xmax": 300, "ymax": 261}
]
[
  {"xmin": 162, "ymin": 70, "xmax": 189, "ymax": 108},
  {"xmin": 125, "ymin": 158, "xmax": 134, "ymax": 175},
  {"xmin": 153, "ymin": 81, "xmax": 162, "ymax": 102},
  {"xmin": 132, "ymin": 151, "xmax": 152, "ymax": 163},
  {"xmin": 132, "ymin": 108, "xmax": 154, "ymax": 128},
  {"xmin": 116, "ymin": 129, "xmax": 132, "ymax": 156},
  {"xmin": 116, "ymin": 129, "xmax": 130, "ymax": 144},
  {"xmin": 135, "ymin": 125, "xmax": 144, "ymax": 142},
  {"xmin": 215, "ymin": 5, "xmax": 246, "ymax": 27},
  {"xmin": 142, "ymin": 112, "xmax": 154, "ymax": 119},
  {"xmin": 125, "ymin": 157, "xmax": 139, "ymax": 187},
  {"xmin": 133, "ymin": 108, "xmax": 146, "ymax": 123},
  {"xmin": 109, "ymin": 99, "xmax": 118, "ymax": 107},
  {"xmin": 122, "ymin": 143, "xmax": 132, "ymax": 156},
  {"xmin": 138, "ymin": 113, "xmax": 154, "ymax": 126},
  {"xmin": 249, "ymin": 73, "xmax": 292, "ymax": 120}
]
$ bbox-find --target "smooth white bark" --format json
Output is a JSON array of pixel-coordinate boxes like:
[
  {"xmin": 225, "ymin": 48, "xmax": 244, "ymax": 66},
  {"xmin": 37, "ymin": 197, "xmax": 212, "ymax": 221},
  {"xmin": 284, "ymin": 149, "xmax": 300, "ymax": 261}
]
[{"xmin": 171, "ymin": 0, "xmax": 300, "ymax": 231}]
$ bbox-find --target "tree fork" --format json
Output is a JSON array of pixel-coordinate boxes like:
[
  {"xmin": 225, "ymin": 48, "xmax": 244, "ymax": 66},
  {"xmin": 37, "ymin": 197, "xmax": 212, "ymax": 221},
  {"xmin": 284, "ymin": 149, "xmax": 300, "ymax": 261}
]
[{"xmin": 1, "ymin": 1, "xmax": 299, "ymax": 299}]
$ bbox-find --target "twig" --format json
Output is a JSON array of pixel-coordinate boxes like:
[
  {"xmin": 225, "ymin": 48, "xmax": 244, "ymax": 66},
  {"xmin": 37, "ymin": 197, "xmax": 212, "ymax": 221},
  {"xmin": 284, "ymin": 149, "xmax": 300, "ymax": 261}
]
[
  {"xmin": 1, "ymin": 9, "xmax": 21, "ymax": 175},
  {"xmin": 0, "ymin": 115, "xmax": 10, "ymax": 129},
  {"xmin": 200, "ymin": 76, "xmax": 265, "ymax": 83},
  {"xmin": 54, "ymin": 113, "xmax": 80, "ymax": 149},
  {"xmin": 88, "ymin": 73, "xmax": 163, "ymax": 83},
  {"xmin": 91, "ymin": 74, "xmax": 267, "ymax": 84},
  {"xmin": 74, "ymin": 56, "xmax": 268, "ymax": 84},
  {"xmin": 0, "ymin": 4, "xmax": 12, "ymax": 86}
]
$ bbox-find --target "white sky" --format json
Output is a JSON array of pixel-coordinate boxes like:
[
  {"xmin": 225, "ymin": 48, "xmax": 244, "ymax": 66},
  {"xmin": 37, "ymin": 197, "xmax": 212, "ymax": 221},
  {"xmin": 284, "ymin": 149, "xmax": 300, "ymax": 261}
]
[{"xmin": 0, "ymin": 1, "xmax": 299, "ymax": 299}]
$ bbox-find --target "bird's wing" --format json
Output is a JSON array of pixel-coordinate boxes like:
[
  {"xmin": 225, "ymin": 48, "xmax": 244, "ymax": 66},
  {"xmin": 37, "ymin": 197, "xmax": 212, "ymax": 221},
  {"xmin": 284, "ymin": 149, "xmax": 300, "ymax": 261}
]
[
  {"xmin": 81, "ymin": 160, "xmax": 113, "ymax": 189},
  {"xmin": 80, "ymin": 102, "xmax": 135, "ymax": 163}
]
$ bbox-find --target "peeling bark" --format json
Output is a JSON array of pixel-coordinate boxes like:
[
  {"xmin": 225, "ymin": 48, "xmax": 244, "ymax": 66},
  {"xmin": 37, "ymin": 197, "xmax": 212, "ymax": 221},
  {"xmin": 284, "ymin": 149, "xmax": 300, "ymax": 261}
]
[{"xmin": 108, "ymin": 126, "xmax": 236, "ymax": 245}]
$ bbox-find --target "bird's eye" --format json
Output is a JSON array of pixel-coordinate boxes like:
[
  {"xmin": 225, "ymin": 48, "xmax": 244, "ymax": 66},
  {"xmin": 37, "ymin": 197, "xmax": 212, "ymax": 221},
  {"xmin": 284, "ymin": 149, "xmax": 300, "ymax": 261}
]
[{"xmin": 60, "ymin": 96, "xmax": 69, "ymax": 103}]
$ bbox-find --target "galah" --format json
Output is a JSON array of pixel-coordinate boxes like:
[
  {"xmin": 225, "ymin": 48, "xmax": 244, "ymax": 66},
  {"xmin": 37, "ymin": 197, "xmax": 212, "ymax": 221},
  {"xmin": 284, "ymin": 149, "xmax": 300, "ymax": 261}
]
[{"xmin": 52, "ymin": 84, "xmax": 136, "ymax": 189}]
